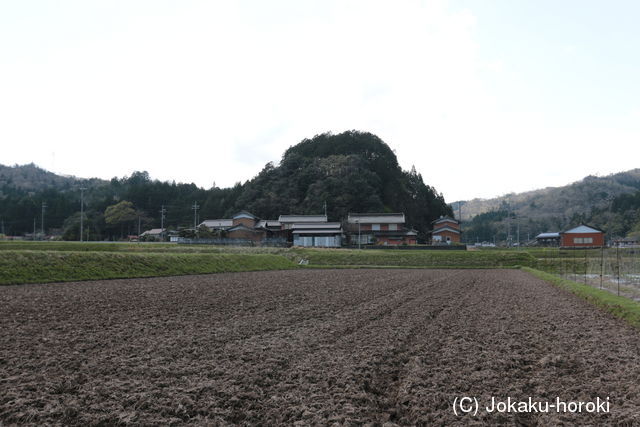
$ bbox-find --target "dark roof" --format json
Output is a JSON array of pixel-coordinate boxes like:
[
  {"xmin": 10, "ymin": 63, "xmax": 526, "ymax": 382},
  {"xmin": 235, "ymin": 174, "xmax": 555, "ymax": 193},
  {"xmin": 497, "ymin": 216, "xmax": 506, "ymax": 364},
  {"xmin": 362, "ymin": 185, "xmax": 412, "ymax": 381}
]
[
  {"xmin": 227, "ymin": 224, "xmax": 264, "ymax": 233},
  {"xmin": 364, "ymin": 230, "xmax": 417, "ymax": 237},
  {"xmin": 347, "ymin": 213, "xmax": 405, "ymax": 224},
  {"xmin": 535, "ymin": 232, "xmax": 560, "ymax": 239},
  {"xmin": 432, "ymin": 216, "xmax": 460, "ymax": 225},
  {"xmin": 431, "ymin": 226, "xmax": 461, "ymax": 235},
  {"xmin": 232, "ymin": 211, "xmax": 259, "ymax": 220},
  {"xmin": 278, "ymin": 214, "xmax": 327, "ymax": 223}
]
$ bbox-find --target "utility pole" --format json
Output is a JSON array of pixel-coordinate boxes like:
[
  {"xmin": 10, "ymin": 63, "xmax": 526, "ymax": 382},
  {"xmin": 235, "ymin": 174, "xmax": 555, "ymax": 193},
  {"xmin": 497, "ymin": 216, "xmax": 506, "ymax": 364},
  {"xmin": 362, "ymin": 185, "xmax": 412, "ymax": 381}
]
[
  {"xmin": 1, "ymin": 218, "xmax": 5, "ymax": 235},
  {"xmin": 192, "ymin": 202, "xmax": 200, "ymax": 231},
  {"xmin": 160, "ymin": 205, "xmax": 167, "ymax": 240},
  {"xmin": 357, "ymin": 220, "xmax": 361, "ymax": 249},
  {"xmin": 137, "ymin": 215, "xmax": 141, "ymax": 237},
  {"xmin": 41, "ymin": 202, "xmax": 47, "ymax": 236},
  {"xmin": 33, "ymin": 218, "xmax": 36, "ymax": 240},
  {"xmin": 80, "ymin": 187, "xmax": 87, "ymax": 242}
]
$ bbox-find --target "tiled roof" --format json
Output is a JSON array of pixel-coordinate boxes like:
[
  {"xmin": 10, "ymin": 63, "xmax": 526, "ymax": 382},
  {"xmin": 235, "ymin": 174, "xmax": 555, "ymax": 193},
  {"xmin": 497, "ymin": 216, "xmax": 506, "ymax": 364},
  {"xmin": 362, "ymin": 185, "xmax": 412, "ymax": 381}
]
[
  {"xmin": 347, "ymin": 213, "xmax": 405, "ymax": 224},
  {"xmin": 232, "ymin": 211, "xmax": 258, "ymax": 220},
  {"xmin": 278, "ymin": 215, "xmax": 327, "ymax": 223},
  {"xmin": 140, "ymin": 228, "xmax": 165, "ymax": 236},
  {"xmin": 536, "ymin": 232, "xmax": 560, "ymax": 239},
  {"xmin": 432, "ymin": 226, "xmax": 461, "ymax": 235},
  {"xmin": 200, "ymin": 219, "xmax": 233, "ymax": 228},
  {"xmin": 562, "ymin": 224, "xmax": 604, "ymax": 234},
  {"xmin": 432, "ymin": 217, "xmax": 459, "ymax": 225},
  {"xmin": 292, "ymin": 222, "xmax": 341, "ymax": 230}
]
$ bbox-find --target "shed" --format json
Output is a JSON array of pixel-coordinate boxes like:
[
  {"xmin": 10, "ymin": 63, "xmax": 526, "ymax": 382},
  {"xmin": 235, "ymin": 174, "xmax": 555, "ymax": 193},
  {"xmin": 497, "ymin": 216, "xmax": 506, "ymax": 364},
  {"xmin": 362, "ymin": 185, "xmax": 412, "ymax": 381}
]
[{"xmin": 535, "ymin": 232, "xmax": 560, "ymax": 246}]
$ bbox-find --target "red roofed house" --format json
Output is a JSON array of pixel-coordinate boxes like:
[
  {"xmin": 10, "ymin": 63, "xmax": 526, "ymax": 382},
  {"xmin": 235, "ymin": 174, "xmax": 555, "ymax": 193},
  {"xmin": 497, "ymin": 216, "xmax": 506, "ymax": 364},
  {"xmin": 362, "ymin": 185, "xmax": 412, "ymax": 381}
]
[
  {"xmin": 347, "ymin": 213, "xmax": 417, "ymax": 246},
  {"xmin": 431, "ymin": 217, "xmax": 461, "ymax": 244},
  {"xmin": 560, "ymin": 224, "xmax": 605, "ymax": 248}
]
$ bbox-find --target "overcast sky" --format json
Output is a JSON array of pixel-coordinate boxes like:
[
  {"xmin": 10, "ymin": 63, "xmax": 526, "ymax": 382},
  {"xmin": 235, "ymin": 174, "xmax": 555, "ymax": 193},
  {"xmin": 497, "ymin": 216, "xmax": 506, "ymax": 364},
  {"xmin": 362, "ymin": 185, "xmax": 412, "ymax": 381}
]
[{"xmin": 1, "ymin": 1, "xmax": 639, "ymax": 202}]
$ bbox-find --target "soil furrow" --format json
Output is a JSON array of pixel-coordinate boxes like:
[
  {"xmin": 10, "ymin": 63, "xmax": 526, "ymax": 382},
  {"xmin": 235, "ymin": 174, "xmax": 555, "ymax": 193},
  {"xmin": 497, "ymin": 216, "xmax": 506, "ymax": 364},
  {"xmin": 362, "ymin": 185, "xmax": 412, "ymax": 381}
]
[{"xmin": 3, "ymin": 269, "xmax": 640, "ymax": 425}]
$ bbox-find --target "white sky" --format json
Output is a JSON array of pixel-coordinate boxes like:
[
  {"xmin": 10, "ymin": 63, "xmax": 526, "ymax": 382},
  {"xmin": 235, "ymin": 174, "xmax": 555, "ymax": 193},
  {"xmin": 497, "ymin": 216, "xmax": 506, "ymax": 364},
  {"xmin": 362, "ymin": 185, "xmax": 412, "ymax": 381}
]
[{"xmin": 1, "ymin": 0, "xmax": 639, "ymax": 202}]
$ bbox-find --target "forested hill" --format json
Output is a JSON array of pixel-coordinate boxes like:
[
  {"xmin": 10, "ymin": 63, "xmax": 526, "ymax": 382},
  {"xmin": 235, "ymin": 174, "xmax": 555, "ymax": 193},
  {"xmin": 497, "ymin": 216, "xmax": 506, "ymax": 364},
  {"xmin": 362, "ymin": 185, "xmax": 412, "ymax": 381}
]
[
  {"xmin": 232, "ymin": 131, "xmax": 452, "ymax": 238},
  {"xmin": 456, "ymin": 169, "xmax": 640, "ymax": 242},
  {"xmin": 0, "ymin": 131, "xmax": 452, "ymax": 240},
  {"xmin": 0, "ymin": 163, "xmax": 105, "ymax": 191}
]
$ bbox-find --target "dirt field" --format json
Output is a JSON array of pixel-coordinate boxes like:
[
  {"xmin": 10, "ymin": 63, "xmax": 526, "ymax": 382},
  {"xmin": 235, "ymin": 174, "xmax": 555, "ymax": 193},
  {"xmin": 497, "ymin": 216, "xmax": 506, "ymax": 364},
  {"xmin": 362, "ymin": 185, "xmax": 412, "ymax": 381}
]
[{"xmin": 2, "ymin": 269, "xmax": 640, "ymax": 425}]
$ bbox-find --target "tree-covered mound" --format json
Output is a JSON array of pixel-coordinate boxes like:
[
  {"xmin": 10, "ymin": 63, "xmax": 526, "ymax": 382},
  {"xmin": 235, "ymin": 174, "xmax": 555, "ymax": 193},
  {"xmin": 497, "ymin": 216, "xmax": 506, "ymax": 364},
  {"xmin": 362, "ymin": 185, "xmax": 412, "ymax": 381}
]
[{"xmin": 233, "ymin": 131, "xmax": 452, "ymax": 239}]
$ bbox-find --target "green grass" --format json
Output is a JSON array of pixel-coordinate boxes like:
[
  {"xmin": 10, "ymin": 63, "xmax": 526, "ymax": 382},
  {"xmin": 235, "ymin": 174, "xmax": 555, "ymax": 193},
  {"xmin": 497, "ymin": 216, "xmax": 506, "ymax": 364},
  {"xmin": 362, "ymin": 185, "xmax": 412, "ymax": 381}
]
[
  {"xmin": 523, "ymin": 267, "xmax": 640, "ymax": 329},
  {"xmin": 0, "ymin": 241, "xmax": 289, "ymax": 254},
  {"xmin": 1, "ymin": 243, "xmax": 599, "ymax": 286},
  {"xmin": 0, "ymin": 244, "xmax": 545, "ymax": 285},
  {"xmin": 294, "ymin": 248, "xmax": 535, "ymax": 268},
  {"xmin": 0, "ymin": 251, "xmax": 297, "ymax": 285}
]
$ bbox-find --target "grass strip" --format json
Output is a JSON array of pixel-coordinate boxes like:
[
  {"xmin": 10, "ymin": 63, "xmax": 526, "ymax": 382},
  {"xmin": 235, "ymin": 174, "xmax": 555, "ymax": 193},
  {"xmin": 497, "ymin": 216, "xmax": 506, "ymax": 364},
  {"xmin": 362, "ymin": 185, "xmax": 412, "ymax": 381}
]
[
  {"xmin": 523, "ymin": 267, "xmax": 640, "ymax": 329},
  {"xmin": 301, "ymin": 264, "xmax": 519, "ymax": 270},
  {"xmin": 296, "ymin": 248, "xmax": 534, "ymax": 268},
  {"xmin": 0, "ymin": 241, "xmax": 290, "ymax": 254},
  {"xmin": 0, "ymin": 251, "xmax": 297, "ymax": 285}
]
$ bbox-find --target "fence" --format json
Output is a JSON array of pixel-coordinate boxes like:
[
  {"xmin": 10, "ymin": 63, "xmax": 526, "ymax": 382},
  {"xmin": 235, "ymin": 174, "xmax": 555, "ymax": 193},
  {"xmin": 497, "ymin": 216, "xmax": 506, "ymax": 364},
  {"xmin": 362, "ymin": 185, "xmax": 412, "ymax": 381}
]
[{"xmin": 533, "ymin": 247, "xmax": 640, "ymax": 300}]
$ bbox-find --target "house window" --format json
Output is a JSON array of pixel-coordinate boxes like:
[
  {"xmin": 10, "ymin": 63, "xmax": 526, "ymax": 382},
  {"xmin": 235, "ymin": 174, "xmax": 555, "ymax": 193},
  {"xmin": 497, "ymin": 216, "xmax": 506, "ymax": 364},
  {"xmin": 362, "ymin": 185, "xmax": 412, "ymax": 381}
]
[
  {"xmin": 573, "ymin": 237, "xmax": 593, "ymax": 244},
  {"xmin": 372, "ymin": 224, "xmax": 380, "ymax": 231},
  {"xmin": 389, "ymin": 224, "xmax": 398, "ymax": 231}
]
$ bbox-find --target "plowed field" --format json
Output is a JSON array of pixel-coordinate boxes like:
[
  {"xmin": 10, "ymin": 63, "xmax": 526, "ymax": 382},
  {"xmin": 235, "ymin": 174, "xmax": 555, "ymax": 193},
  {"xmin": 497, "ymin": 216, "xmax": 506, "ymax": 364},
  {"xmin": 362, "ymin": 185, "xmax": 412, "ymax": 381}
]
[{"xmin": 2, "ymin": 269, "xmax": 640, "ymax": 425}]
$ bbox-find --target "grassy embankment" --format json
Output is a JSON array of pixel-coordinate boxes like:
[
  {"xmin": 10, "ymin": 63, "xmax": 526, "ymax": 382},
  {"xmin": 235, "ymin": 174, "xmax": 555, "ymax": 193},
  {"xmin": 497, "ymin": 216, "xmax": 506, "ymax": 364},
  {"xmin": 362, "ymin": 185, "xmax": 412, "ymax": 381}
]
[
  {"xmin": 524, "ymin": 267, "xmax": 640, "ymax": 329},
  {"xmin": 294, "ymin": 248, "xmax": 535, "ymax": 268},
  {"xmin": 0, "ymin": 241, "xmax": 289, "ymax": 254},
  {"xmin": 0, "ymin": 242, "xmax": 540, "ymax": 285},
  {"xmin": 0, "ymin": 251, "xmax": 296, "ymax": 285}
]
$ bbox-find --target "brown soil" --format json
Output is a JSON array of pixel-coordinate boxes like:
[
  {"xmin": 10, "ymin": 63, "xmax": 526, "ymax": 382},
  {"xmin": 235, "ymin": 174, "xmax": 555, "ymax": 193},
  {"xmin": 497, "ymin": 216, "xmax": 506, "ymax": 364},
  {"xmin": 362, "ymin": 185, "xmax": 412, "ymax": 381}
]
[{"xmin": 2, "ymin": 269, "xmax": 640, "ymax": 425}]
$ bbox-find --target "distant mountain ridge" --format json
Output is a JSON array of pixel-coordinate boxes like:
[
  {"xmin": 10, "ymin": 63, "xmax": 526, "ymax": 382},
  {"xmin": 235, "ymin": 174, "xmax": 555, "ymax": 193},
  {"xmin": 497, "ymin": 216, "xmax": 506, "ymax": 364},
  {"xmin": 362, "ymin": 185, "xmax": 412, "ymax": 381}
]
[
  {"xmin": 0, "ymin": 163, "xmax": 108, "ymax": 193},
  {"xmin": 455, "ymin": 169, "xmax": 640, "ymax": 242},
  {"xmin": 456, "ymin": 169, "xmax": 640, "ymax": 221}
]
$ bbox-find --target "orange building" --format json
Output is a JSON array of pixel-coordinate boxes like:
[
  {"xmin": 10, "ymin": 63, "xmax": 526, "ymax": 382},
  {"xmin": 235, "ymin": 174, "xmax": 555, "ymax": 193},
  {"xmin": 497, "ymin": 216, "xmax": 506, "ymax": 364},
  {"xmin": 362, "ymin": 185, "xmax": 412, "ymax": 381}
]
[
  {"xmin": 560, "ymin": 224, "xmax": 605, "ymax": 248},
  {"xmin": 431, "ymin": 217, "xmax": 461, "ymax": 244}
]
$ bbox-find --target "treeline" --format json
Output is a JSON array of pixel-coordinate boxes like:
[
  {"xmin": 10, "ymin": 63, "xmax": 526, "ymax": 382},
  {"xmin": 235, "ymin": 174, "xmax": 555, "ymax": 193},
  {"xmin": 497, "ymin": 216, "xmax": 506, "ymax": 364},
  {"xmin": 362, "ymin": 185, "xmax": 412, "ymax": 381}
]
[
  {"xmin": 463, "ymin": 190, "xmax": 640, "ymax": 243},
  {"xmin": 0, "ymin": 170, "xmax": 242, "ymax": 240},
  {"xmin": 587, "ymin": 190, "xmax": 640, "ymax": 239},
  {"xmin": 0, "ymin": 131, "xmax": 453, "ymax": 241}
]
